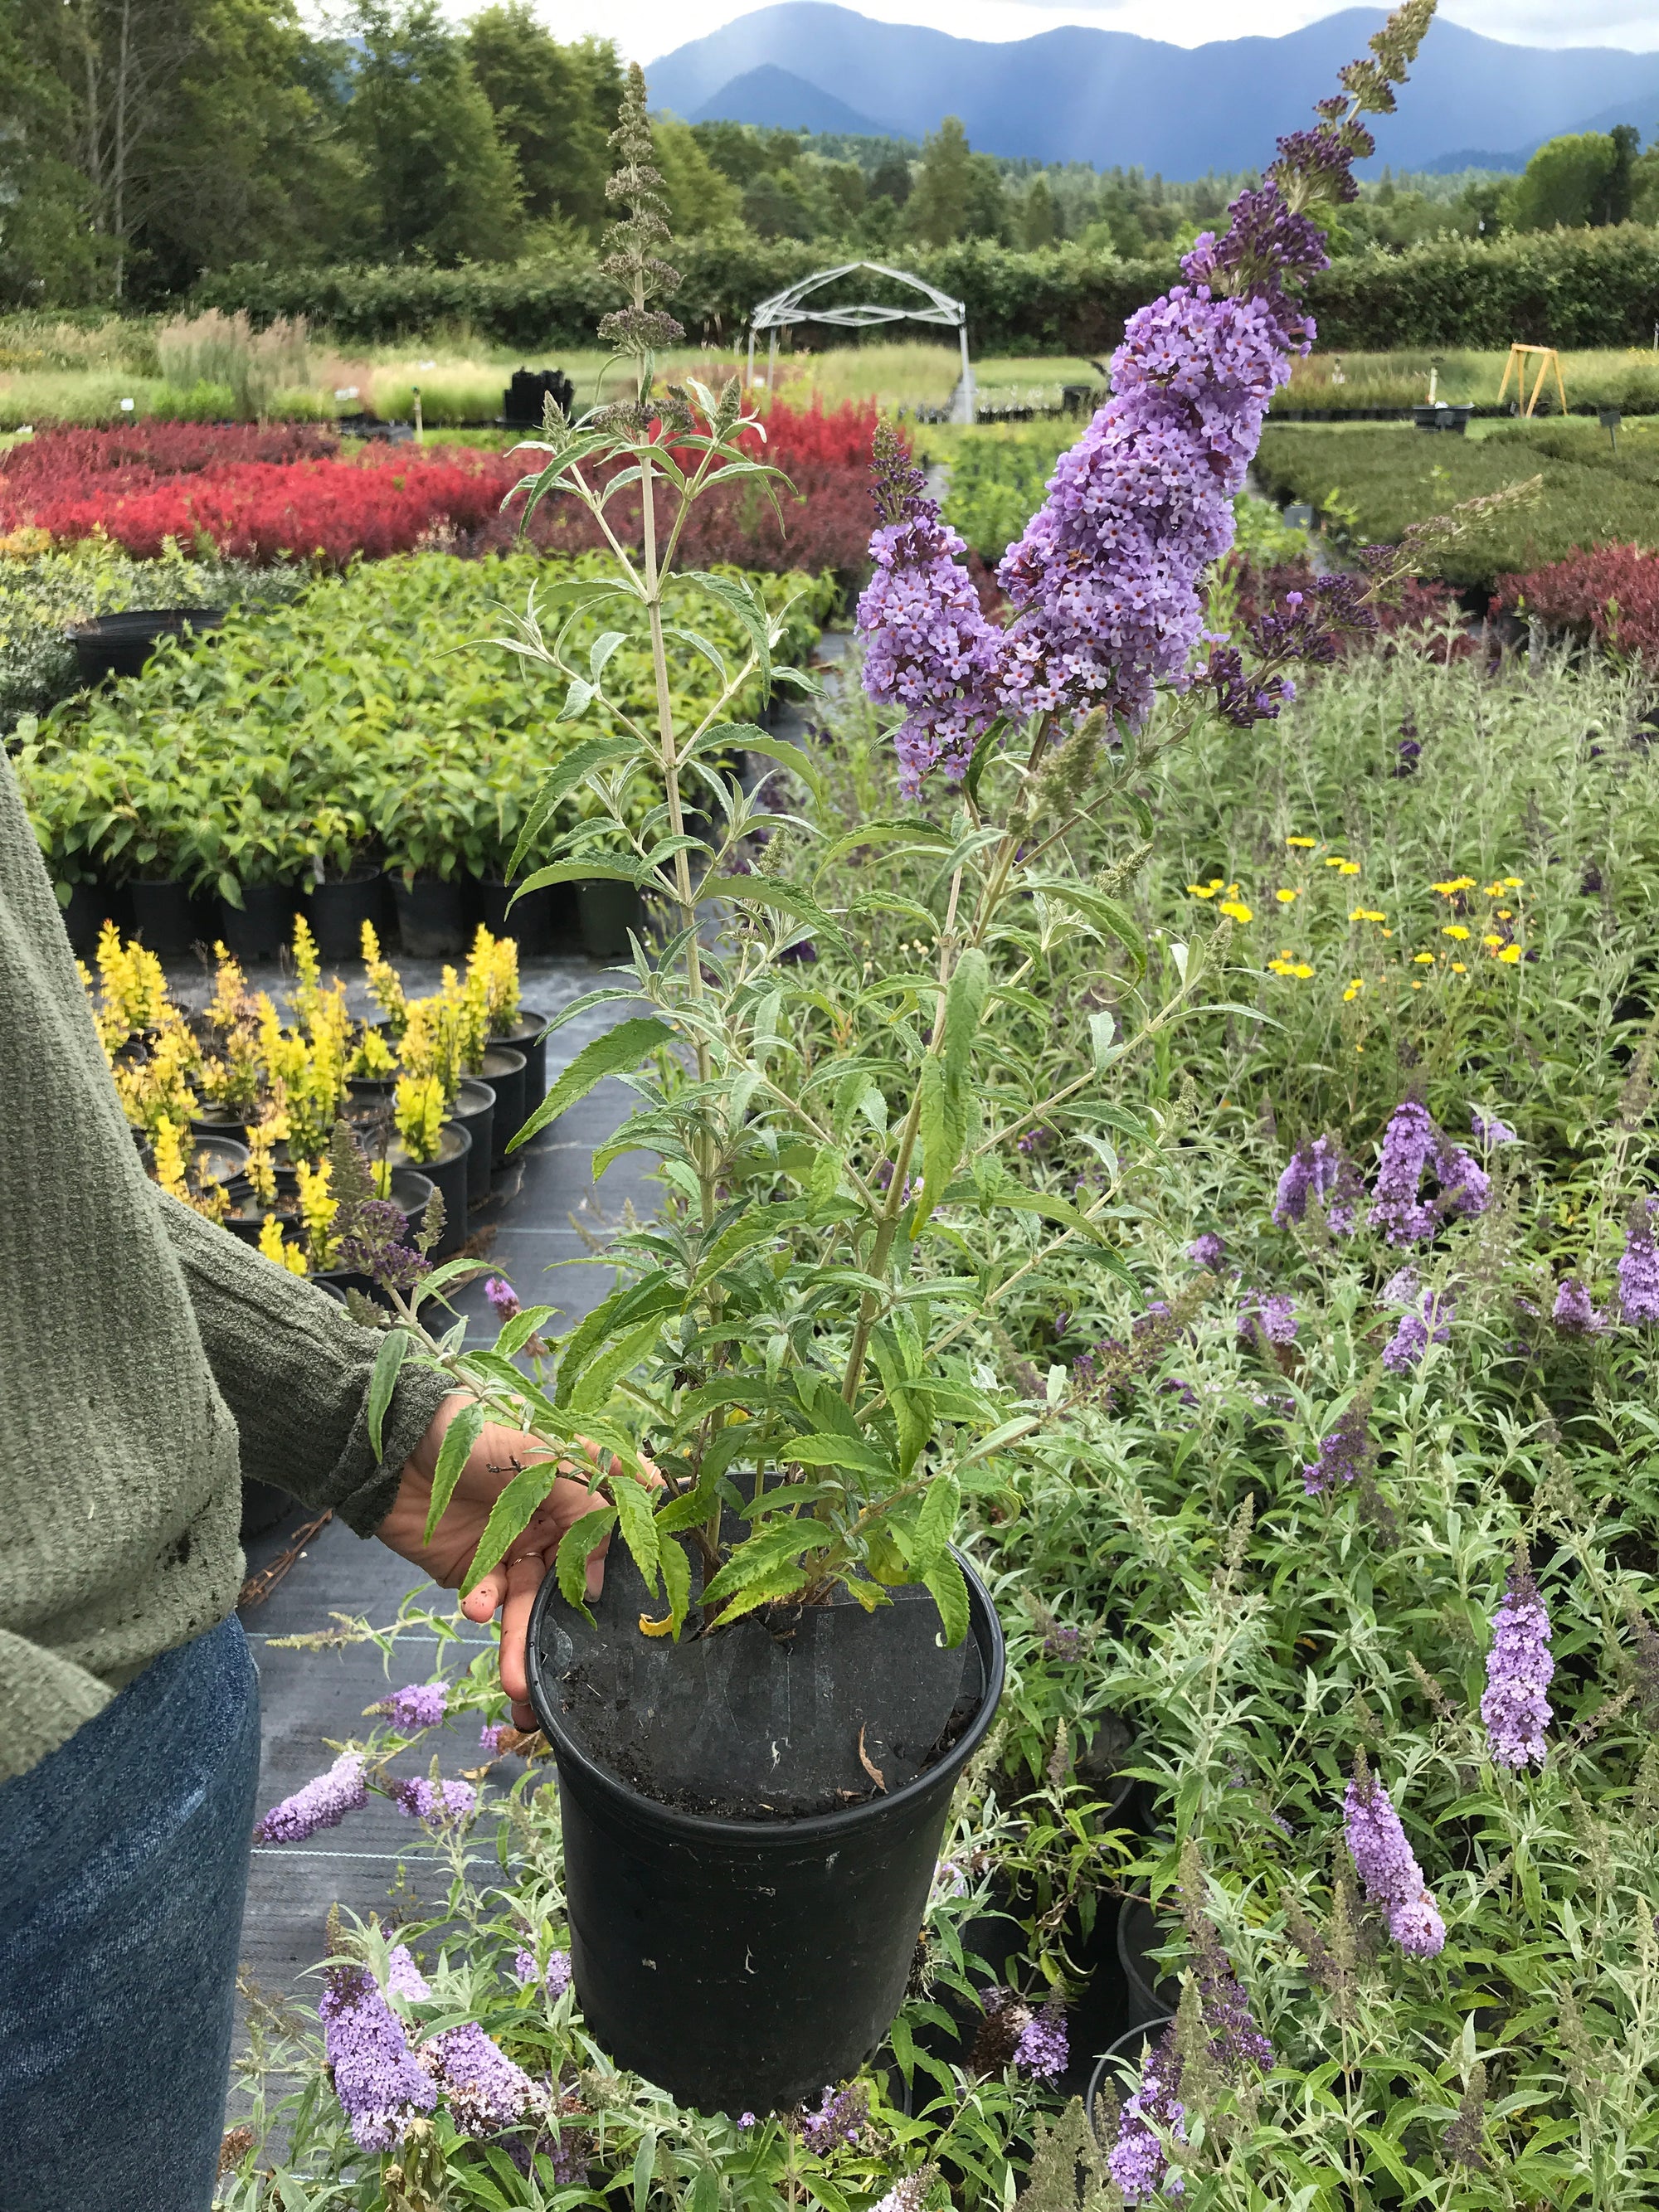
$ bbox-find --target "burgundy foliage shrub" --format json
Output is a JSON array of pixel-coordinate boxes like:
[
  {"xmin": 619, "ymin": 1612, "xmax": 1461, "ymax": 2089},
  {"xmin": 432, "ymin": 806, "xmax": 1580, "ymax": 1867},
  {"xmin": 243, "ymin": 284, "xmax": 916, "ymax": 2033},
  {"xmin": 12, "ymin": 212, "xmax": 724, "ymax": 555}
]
[{"xmin": 1492, "ymin": 544, "xmax": 1659, "ymax": 666}]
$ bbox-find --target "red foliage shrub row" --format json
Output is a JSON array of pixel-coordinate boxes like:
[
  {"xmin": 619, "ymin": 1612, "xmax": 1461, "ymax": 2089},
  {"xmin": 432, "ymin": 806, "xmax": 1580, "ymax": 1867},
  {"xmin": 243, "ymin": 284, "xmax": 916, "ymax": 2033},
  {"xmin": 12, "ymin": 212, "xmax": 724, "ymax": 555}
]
[
  {"xmin": 14, "ymin": 447, "xmax": 519, "ymax": 566},
  {"xmin": 1, "ymin": 402, "xmax": 882, "ymax": 572},
  {"xmin": 0, "ymin": 423, "xmax": 339, "ymax": 511},
  {"xmin": 1491, "ymin": 545, "xmax": 1659, "ymax": 664}
]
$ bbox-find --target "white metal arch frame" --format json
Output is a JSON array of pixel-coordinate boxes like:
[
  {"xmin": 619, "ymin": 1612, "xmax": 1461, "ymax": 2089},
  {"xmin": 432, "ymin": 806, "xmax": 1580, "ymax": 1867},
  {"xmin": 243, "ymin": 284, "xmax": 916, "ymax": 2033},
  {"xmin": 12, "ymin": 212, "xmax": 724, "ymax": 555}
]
[{"xmin": 747, "ymin": 260, "xmax": 971, "ymax": 416}]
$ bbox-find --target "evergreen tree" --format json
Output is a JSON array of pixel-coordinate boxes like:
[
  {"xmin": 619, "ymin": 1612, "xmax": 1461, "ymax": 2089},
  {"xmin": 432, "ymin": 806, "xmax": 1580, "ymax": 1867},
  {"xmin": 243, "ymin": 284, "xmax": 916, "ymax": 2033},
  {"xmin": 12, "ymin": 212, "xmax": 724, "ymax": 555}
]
[
  {"xmin": 344, "ymin": 0, "xmax": 523, "ymax": 265},
  {"xmin": 1020, "ymin": 174, "xmax": 1058, "ymax": 248},
  {"xmin": 908, "ymin": 115, "xmax": 971, "ymax": 246},
  {"xmin": 653, "ymin": 116, "xmax": 742, "ymax": 235},
  {"xmin": 868, "ymin": 152, "xmax": 912, "ymax": 208},
  {"xmin": 465, "ymin": 6, "xmax": 619, "ymax": 236}
]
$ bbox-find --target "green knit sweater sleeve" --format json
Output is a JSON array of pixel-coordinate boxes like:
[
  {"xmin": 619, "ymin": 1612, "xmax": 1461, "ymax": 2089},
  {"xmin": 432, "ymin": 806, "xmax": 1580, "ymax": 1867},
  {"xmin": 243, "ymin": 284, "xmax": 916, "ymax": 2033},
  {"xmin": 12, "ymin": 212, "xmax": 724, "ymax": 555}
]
[{"xmin": 153, "ymin": 1190, "xmax": 454, "ymax": 1534}]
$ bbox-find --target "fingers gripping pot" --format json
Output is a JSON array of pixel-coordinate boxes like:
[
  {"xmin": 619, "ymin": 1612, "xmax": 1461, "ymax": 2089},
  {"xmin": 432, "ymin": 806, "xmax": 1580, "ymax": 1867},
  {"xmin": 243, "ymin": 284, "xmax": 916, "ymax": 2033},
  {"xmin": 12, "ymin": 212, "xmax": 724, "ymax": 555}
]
[{"xmin": 524, "ymin": 1547, "xmax": 1004, "ymax": 2115}]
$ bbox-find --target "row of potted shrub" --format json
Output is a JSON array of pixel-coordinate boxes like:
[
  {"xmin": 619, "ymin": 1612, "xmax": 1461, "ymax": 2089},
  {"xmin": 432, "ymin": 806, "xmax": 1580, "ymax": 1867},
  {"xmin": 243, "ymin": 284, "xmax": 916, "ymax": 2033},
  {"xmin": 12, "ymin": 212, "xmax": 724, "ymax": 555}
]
[{"xmin": 96, "ymin": 916, "xmax": 552, "ymax": 1263}]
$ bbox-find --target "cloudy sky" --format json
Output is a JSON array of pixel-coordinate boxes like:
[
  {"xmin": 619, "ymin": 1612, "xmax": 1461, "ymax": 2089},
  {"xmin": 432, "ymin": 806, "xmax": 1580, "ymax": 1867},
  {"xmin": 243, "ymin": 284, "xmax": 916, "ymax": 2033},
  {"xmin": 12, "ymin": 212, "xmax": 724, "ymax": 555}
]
[{"xmin": 577, "ymin": 0, "xmax": 1658, "ymax": 63}]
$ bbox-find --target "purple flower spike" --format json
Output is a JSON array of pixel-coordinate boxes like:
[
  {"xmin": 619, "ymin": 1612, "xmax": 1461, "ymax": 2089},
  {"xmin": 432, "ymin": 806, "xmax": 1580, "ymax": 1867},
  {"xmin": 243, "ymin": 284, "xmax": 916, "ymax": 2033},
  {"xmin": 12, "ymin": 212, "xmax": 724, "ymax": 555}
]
[
  {"xmin": 1013, "ymin": 1998, "xmax": 1069, "ymax": 2082},
  {"xmin": 1618, "ymin": 1200, "xmax": 1659, "ymax": 1324},
  {"xmin": 1382, "ymin": 1279, "xmax": 1453, "ymax": 1372},
  {"xmin": 1188, "ymin": 1231, "xmax": 1226, "ymax": 1268},
  {"xmin": 1471, "ymin": 1108, "xmax": 1517, "ymax": 1147},
  {"xmin": 386, "ymin": 1944, "xmax": 432, "ymax": 2002},
  {"xmin": 374, "ymin": 1683, "xmax": 448, "ymax": 1732},
  {"xmin": 1370, "ymin": 1100, "xmax": 1491, "ymax": 1244},
  {"xmin": 1273, "ymin": 1135, "xmax": 1362, "ymax": 1234},
  {"xmin": 392, "ymin": 1776, "xmax": 478, "ymax": 1828},
  {"xmin": 484, "ymin": 1276, "xmax": 522, "ymax": 1321},
  {"xmin": 1552, "ymin": 1277, "xmax": 1606, "ymax": 1337},
  {"xmin": 1108, "ymin": 2026, "xmax": 1188, "ymax": 2203},
  {"xmin": 1343, "ymin": 1767, "xmax": 1446, "ymax": 1958},
  {"xmin": 479, "ymin": 1721, "xmax": 510, "ymax": 1753},
  {"xmin": 1481, "ymin": 1553, "xmax": 1554, "ymax": 1770},
  {"xmin": 421, "ymin": 2020, "xmax": 539, "ymax": 2137},
  {"xmin": 255, "ymin": 1752, "xmax": 367, "ymax": 1844},
  {"xmin": 799, "ymin": 2083, "xmax": 867, "ymax": 2152},
  {"xmin": 1238, "ymin": 1291, "xmax": 1297, "ymax": 1348},
  {"xmin": 1302, "ymin": 1402, "xmax": 1372, "ymax": 1496},
  {"xmin": 319, "ymin": 1963, "xmax": 437, "ymax": 2151}
]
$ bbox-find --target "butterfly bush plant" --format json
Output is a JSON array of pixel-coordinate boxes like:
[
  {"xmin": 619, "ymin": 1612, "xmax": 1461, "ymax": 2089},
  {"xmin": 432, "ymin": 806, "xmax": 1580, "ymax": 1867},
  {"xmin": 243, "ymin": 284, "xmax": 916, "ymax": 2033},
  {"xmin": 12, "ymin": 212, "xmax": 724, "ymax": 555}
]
[{"xmin": 358, "ymin": 15, "xmax": 1449, "ymax": 1646}]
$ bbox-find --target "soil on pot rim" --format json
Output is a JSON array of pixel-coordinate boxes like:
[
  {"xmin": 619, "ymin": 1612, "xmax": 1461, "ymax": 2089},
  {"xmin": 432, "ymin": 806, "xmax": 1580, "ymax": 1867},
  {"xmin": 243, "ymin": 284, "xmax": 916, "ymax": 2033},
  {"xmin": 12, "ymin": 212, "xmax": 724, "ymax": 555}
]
[{"xmin": 536, "ymin": 1533, "xmax": 984, "ymax": 1820}]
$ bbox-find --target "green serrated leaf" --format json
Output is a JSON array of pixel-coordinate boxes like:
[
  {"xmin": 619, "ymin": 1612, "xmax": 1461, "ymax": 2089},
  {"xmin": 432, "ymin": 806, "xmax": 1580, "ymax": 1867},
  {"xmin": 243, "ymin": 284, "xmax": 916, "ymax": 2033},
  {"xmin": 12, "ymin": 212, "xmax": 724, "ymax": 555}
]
[
  {"xmin": 423, "ymin": 1398, "xmax": 488, "ymax": 1546},
  {"xmin": 922, "ymin": 1552, "xmax": 971, "ymax": 1648},
  {"xmin": 609, "ymin": 1467, "xmax": 662, "ymax": 1597},
  {"xmin": 513, "ymin": 1016, "xmax": 674, "ymax": 1151},
  {"xmin": 366, "ymin": 1327, "xmax": 411, "ymax": 1459},
  {"xmin": 913, "ymin": 1471, "xmax": 961, "ymax": 1563},
  {"xmin": 460, "ymin": 1460, "xmax": 562, "ymax": 1599},
  {"xmin": 554, "ymin": 1504, "xmax": 619, "ymax": 1626}
]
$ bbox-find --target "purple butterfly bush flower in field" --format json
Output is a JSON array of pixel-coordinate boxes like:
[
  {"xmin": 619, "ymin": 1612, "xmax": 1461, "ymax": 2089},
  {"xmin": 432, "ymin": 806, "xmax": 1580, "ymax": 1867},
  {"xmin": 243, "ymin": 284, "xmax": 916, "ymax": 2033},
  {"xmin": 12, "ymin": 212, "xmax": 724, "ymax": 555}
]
[
  {"xmin": 479, "ymin": 1720, "xmax": 511, "ymax": 1753},
  {"xmin": 255, "ymin": 1751, "xmax": 367, "ymax": 1844},
  {"xmin": 1013, "ymin": 1997, "xmax": 1069, "ymax": 2082},
  {"xmin": 1470, "ymin": 1108, "xmax": 1517, "ymax": 1148},
  {"xmin": 1379, "ymin": 1267, "xmax": 1453, "ymax": 1372},
  {"xmin": 385, "ymin": 1944, "xmax": 432, "ymax": 2002},
  {"xmin": 485, "ymin": 1276, "xmax": 522, "ymax": 1322},
  {"xmin": 392, "ymin": 1775, "xmax": 478, "ymax": 1827},
  {"xmin": 1343, "ymin": 1760, "xmax": 1446, "ymax": 1957},
  {"xmin": 1481, "ymin": 1548, "xmax": 1554, "ymax": 1769},
  {"xmin": 1302, "ymin": 1401, "xmax": 1373, "ymax": 1496},
  {"xmin": 513, "ymin": 1947, "xmax": 573, "ymax": 1996},
  {"xmin": 1188, "ymin": 1231, "xmax": 1226, "ymax": 1268},
  {"xmin": 854, "ymin": 4, "xmax": 1436, "ymax": 789},
  {"xmin": 1553, "ymin": 1277, "xmax": 1606, "ymax": 1336},
  {"xmin": 421, "ymin": 2020, "xmax": 541, "ymax": 2137},
  {"xmin": 799, "ymin": 2083, "xmax": 867, "ymax": 2151},
  {"xmin": 319, "ymin": 1963, "xmax": 437, "ymax": 2151},
  {"xmin": 1272, "ymin": 1134, "xmax": 1363, "ymax": 1233},
  {"xmin": 372, "ymin": 1682, "xmax": 448, "ymax": 1731},
  {"xmin": 1108, "ymin": 2026, "xmax": 1188, "ymax": 2203},
  {"xmin": 1238, "ymin": 1291, "xmax": 1297, "ymax": 1348},
  {"xmin": 1369, "ymin": 1100, "xmax": 1490, "ymax": 1245},
  {"xmin": 1618, "ymin": 1199, "xmax": 1659, "ymax": 1324}
]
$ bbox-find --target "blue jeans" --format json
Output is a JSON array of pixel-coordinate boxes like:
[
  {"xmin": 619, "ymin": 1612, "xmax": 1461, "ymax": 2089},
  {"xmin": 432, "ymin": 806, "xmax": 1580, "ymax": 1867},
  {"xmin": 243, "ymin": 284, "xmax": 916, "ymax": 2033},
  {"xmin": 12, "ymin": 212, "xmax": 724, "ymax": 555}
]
[{"xmin": 0, "ymin": 1614, "xmax": 260, "ymax": 2212}]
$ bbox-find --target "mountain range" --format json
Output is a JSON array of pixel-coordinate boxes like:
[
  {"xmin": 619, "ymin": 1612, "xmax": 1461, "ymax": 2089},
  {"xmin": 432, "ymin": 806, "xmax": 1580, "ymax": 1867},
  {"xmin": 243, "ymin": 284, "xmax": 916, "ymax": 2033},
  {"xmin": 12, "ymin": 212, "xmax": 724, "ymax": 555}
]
[{"xmin": 647, "ymin": 5, "xmax": 1659, "ymax": 174}]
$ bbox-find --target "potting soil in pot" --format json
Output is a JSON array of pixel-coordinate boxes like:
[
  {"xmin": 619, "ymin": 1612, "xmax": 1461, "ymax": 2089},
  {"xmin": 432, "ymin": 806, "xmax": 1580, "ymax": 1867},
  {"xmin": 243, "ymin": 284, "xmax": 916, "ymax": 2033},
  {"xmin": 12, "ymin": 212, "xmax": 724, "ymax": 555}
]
[{"xmin": 536, "ymin": 1534, "xmax": 978, "ymax": 1818}]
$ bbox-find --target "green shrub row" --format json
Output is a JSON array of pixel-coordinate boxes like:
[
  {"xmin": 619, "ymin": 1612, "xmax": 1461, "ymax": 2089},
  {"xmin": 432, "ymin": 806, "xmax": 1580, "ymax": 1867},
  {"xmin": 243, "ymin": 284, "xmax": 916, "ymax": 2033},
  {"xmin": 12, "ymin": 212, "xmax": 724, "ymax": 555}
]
[
  {"xmin": 1254, "ymin": 421, "xmax": 1659, "ymax": 587},
  {"xmin": 12, "ymin": 552, "xmax": 832, "ymax": 895},
  {"xmin": 192, "ymin": 222, "xmax": 1659, "ymax": 358}
]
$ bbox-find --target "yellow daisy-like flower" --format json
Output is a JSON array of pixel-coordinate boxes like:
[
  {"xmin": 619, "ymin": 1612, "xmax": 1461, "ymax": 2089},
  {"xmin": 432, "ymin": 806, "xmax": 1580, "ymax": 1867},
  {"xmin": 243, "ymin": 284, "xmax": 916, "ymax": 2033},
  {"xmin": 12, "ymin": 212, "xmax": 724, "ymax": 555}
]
[
  {"xmin": 1350, "ymin": 907, "xmax": 1387, "ymax": 923},
  {"xmin": 1187, "ymin": 883, "xmax": 1220, "ymax": 898},
  {"xmin": 1381, "ymin": 928, "xmax": 1394, "ymax": 938},
  {"xmin": 1219, "ymin": 899, "xmax": 1253, "ymax": 925},
  {"xmin": 1503, "ymin": 876, "xmax": 1524, "ymax": 889},
  {"xmin": 1452, "ymin": 962, "xmax": 1467, "ymax": 973},
  {"xmin": 1496, "ymin": 907, "xmax": 1513, "ymax": 921},
  {"xmin": 1325, "ymin": 858, "xmax": 1361, "ymax": 874},
  {"xmin": 1432, "ymin": 876, "xmax": 1476, "ymax": 896},
  {"xmin": 1482, "ymin": 932, "xmax": 1504, "ymax": 950},
  {"xmin": 1481, "ymin": 880, "xmax": 1506, "ymax": 897},
  {"xmin": 1285, "ymin": 836, "xmax": 1316, "ymax": 848},
  {"xmin": 1411, "ymin": 980, "xmax": 1423, "ymax": 991},
  {"xmin": 1413, "ymin": 951, "xmax": 1435, "ymax": 965},
  {"xmin": 1442, "ymin": 925, "xmax": 1470, "ymax": 941},
  {"xmin": 1275, "ymin": 887, "xmax": 1300, "ymax": 904},
  {"xmin": 1497, "ymin": 944, "xmax": 1522, "ymax": 965},
  {"xmin": 1289, "ymin": 962, "xmax": 1314, "ymax": 979},
  {"xmin": 1267, "ymin": 958, "xmax": 1316, "ymax": 980}
]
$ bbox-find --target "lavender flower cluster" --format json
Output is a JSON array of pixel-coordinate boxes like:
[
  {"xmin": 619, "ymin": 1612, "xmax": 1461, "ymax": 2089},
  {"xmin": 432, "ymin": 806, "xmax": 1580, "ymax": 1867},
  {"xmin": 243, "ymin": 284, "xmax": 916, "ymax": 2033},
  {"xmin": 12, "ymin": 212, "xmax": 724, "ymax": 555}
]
[
  {"xmin": 1272, "ymin": 1134, "xmax": 1363, "ymax": 1234},
  {"xmin": 1369, "ymin": 1100, "xmax": 1490, "ymax": 1245},
  {"xmin": 255, "ymin": 1751, "xmax": 366, "ymax": 1844},
  {"xmin": 1302, "ymin": 1401, "xmax": 1373, "ymax": 1496},
  {"xmin": 1107, "ymin": 2028, "xmax": 1188, "ymax": 2203},
  {"xmin": 319, "ymin": 1964, "xmax": 437, "ymax": 2151},
  {"xmin": 1481, "ymin": 1552, "xmax": 1554, "ymax": 1769},
  {"xmin": 854, "ymin": 81, "xmax": 1406, "ymax": 788},
  {"xmin": 1343, "ymin": 1765, "xmax": 1446, "ymax": 1957},
  {"xmin": 372, "ymin": 1682, "xmax": 448, "ymax": 1732},
  {"xmin": 1380, "ymin": 1266, "xmax": 1454, "ymax": 1373}
]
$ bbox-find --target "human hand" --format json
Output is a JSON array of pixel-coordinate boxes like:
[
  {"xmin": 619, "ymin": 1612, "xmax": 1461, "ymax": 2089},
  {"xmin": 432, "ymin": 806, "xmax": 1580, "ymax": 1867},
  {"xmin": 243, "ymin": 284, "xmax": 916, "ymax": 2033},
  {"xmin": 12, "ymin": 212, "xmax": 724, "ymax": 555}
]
[{"xmin": 378, "ymin": 1393, "xmax": 645, "ymax": 1729}]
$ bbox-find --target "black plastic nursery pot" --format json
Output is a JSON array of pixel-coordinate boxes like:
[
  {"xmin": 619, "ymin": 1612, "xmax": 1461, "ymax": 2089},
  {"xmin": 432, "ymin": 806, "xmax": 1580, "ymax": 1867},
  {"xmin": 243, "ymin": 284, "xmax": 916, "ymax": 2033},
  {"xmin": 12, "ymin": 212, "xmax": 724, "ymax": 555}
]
[
  {"xmin": 191, "ymin": 1103, "xmax": 250, "ymax": 1145},
  {"xmin": 300, "ymin": 873, "xmax": 390, "ymax": 963},
  {"xmin": 128, "ymin": 878, "xmax": 207, "ymax": 957},
  {"xmin": 1086, "ymin": 2014, "xmax": 1177, "ymax": 2146},
  {"xmin": 389, "ymin": 1122, "xmax": 470, "ymax": 1255},
  {"xmin": 577, "ymin": 879, "xmax": 645, "ymax": 960},
  {"xmin": 216, "ymin": 885, "xmax": 295, "ymax": 963},
  {"xmin": 475, "ymin": 1044, "xmax": 527, "ymax": 1165},
  {"xmin": 451, "ymin": 1079, "xmax": 495, "ymax": 1206},
  {"xmin": 524, "ymin": 1549, "xmax": 1005, "ymax": 2115},
  {"xmin": 68, "ymin": 606, "xmax": 226, "ymax": 685},
  {"xmin": 58, "ymin": 880, "xmax": 129, "ymax": 956},
  {"xmin": 478, "ymin": 877, "xmax": 574, "ymax": 957},
  {"xmin": 393, "ymin": 873, "xmax": 474, "ymax": 958},
  {"xmin": 1114, "ymin": 1893, "xmax": 1180, "ymax": 2044},
  {"xmin": 494, "ymin": 1009, "xmax": 549, "ymax": 1108}
]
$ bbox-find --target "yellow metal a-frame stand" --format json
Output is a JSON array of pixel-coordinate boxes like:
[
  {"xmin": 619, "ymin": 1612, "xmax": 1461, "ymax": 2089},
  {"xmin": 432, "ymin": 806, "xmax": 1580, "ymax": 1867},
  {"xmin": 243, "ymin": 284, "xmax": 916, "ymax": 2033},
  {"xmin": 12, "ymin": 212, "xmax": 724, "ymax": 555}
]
[{"xmin": 1497, "ymin": 343, "xmax": 1568, "ymax": 419}]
